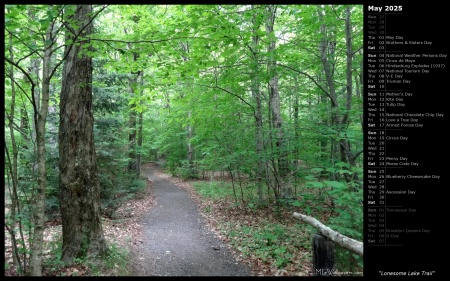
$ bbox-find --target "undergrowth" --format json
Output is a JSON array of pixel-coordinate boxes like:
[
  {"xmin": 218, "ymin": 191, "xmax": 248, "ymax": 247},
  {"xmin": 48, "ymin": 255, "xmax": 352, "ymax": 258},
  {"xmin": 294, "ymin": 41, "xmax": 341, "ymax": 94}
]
[
  {"xmin": 42, "ymin": 235, "xmax": 130, "ymax": 276},
  {"xmin": 192, "ymin": 177, "xmax": 363, "ymax": 275}
]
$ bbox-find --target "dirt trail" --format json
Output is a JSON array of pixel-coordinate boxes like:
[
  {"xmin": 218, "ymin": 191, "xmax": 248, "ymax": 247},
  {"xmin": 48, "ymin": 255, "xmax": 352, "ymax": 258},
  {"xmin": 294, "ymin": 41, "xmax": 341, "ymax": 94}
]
[{"xmin": 130, "ymin": 164, "xmax": 253, "ymax": 276}]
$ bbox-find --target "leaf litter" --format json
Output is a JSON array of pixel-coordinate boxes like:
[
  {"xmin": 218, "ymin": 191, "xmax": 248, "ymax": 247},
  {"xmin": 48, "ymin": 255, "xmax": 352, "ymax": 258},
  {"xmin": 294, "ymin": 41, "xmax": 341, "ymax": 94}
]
[{"xmin": 5, "ymin": 162, "xmax": 314, "ymax": 276}]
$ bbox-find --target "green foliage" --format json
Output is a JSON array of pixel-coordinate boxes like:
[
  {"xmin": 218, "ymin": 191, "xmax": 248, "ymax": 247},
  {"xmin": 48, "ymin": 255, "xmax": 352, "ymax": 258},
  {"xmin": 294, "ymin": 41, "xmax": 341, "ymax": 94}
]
[
  {"xmin": 43, "ymin": 235, "xmax": 130, "ymax": 276},
  {"xmin": 333, "ymin": 244, "xmax": 363, "ymax": 274},
  {"xmin": 45, "ymin": 144, "xmax": 60, "ymax": 218},
  {"xmin": 43, "ymin": 234, "xmax": 65, "ymax": 273},
  {"xmin": 225, "ymin": 222, "xmax": 310, "ymax": 269},
  {"xmin": 300, "ymin": 162, "xmax": 363, "ymax": 272},
  {"xmin": 5, "ymin": 4, "xmax": 363, "ymax": 275},
  {"xmin": 193, "ymin": 179, "xmax": 268, "ymax": 206},
  {"xmin": 104, "ymin": 243, "xmax": 130, "ymax": 274},
  {"xmin": 193, "ymin": 181, "xmax": 234, "ymax": 200},
  {"xmin": 91, "ymin": 60, "xmax": 149, "ymax": 217},
  {"xmin": 100, "ymin": 173, "xmax": 147, "ymax": 218},
  {"xmin": 88, "ymin": 243, "xmax": 130, "ymax": 276},
  {"xmin": 174, "ymin": 160, "xmax": 199, "ymax": 179}
]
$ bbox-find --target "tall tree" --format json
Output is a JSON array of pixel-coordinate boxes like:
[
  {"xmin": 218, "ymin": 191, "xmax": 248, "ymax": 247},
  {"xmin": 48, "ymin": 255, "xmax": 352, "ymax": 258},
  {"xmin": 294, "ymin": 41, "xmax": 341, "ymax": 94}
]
[
  {"xmin": 5, "ymin": 5, "xmax": 106, "ymax": 274},
  {"xmin": 180, "ymin": 41, "xmax": 196, "ymax": 177},
  {"xmin": 5, "ymin": 19, "xmax": 22, "ymax": 271},
  {"xmin": 124, "ymin": 22, "xmax": 141, "ymax": 176},
  {"xmin": 265, "ymin": 5, "xmax": 290, "ymax": 199},
  {"xmin": 58, "ymin": 4, "xmax": 106, "ymax": 264},
  {"xmin": 28, "ymin": 13, "xmax": 55, "ymax": 275},
  {"xmin": 317, "ymin": 6, "xmax": 362, "ymax": 172},
  {"xmin": 136, "ymin": 74, "xmax": 145, "ymax": 175},
  {"xmin": 250, "ymin": 6, "xmax": 265, "ymax": 203},
  {"xmin": 342, "ymin": 6, "xmax": 363, "ymax": 167}
]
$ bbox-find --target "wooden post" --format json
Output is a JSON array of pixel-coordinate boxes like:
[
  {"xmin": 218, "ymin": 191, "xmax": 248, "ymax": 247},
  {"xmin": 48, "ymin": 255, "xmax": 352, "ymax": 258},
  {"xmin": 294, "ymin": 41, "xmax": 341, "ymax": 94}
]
[
  {"xmin": 313, "ymin": 234, "xmax": 334, "ymax": 276},
  {"xmin": 293, "ymin": 212, "xmax": 363, "ymax": 257}
]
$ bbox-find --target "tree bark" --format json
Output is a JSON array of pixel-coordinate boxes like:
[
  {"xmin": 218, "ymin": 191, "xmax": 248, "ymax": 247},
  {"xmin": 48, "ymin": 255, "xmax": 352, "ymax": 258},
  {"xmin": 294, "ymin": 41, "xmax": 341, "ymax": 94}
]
[
  {"xmin": 136, "ymin": 106, "xmax": 143, "ymax": 175},
  {"xmin": 250, "ymin": 6, "xmax": 265, "ymax": 203},
  {"xmin": 125, "ymin": 28, "xmax": 140, "ymax": 176},
  {"xmin": 128, "ymin": 82, "xmax": 138, "ymax": 174},
  {"xmin": 317, "ymin": 7, "xmax": 341, "ymax": 169},
  {"xmin": 6, "ymin": 27, "xmax": 21, "ymax": 272},
  {"xmin": 29, "ymin": 18, "xmax": 55, "ymax": 276},
  {"xmin": 293, "ymin": 212, "xmax": 363, "ymax": 257},
  {"xmin": 187, "ymin": 110, "xmax": 195, "ymax": 175},
  {"xmin": 124, "ymin": 18, "xmax": 145, "ymax": 176},
  {"xmin": 318, "ymin": 6, "xmax": 360, "ymax": 170},
  {"xmin": 179, "ymin": 41, "xmax": 196, "ymax": 177},
  {"xmin": 266, "ymin": 5, "xmax": 290, "ymax": 198},
  {"xmin": 337, "ymin": 6, "xmax": 355, "ymax": 167},
  {"xmin": 59, "ymin": 5, "xmax": 106, "ymax": 265},
  {"xmin": 292, "ymin": 82, "xmax": 302, "ymax": 186},
  {"xmin": 29, "ymin": 7, "xmax": 41, "ymax": 142},
  {"xmin": 136, "ymin": 71, "xmax": 145, "ymax": 175}
]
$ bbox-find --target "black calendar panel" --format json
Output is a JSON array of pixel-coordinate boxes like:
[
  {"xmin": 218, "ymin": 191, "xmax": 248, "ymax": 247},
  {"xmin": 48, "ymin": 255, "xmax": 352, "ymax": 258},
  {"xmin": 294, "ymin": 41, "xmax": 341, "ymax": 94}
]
[{"xmin": 364, "ymin": 3, "xmax": 446, "ymax": 278}]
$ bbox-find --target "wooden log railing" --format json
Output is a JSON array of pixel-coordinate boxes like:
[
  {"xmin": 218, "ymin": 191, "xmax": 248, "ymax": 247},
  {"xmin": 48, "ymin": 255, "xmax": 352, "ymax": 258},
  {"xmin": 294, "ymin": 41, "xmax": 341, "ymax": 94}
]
[{"xmin": 293, "ymin": 212, "xmax": 363, "ymax": 276}]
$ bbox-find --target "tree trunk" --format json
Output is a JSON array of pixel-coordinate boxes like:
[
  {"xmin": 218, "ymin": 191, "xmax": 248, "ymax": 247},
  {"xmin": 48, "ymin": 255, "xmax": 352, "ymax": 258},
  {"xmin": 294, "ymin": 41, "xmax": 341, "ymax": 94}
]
[
  {"xmin": 336, "ymin": 6, "xmax": 354, "ymax": 167},
  {"xmin": 318, "ymin": 7, "xmax": 344, "ymax": 177},
  {"xmin": 318, "ymin": 6, "xmax": 359, "ymax": 171},
  {"xmin": 342, "ymin": 6, "xmax": 358, "ymax": 168},
  {"xmin": 127, "ymin": 55, "xmax": 139, "ymax": 175},
  {"xmin": 137, "ymin": 110, "xmax": 143, "ymax": 176},
  {"xmin": 266, "ymin": 5, "xmax": 290, "ymax": 199},
  {"xmin": 319, "ymin": 93, "xmax": 329, "ymax": 179},
  {"xmin": 128, "ymin": 90, "xmax": 138, "ymax": 174},
  {"xmin": 187, "ymin": 110, "xmax": 195, "ymax": 176},
  {"xmin": 358, "ymin": 59, "xmax": 363, "ymax": 130},
  {"xmin": 29, "ymin": 20, "xmax": 55, "ymax": 276},
  {"xmin": 179, "ymin": 41, "xmax": 196, "ymax": 177},
  {"xmin": 29, "ymin": 7, "xmax": 41, "ymax": 143},
  {"xmin": 6, "ymin": 28, "xmax": 21, "ymax": 271},
  {"xmin": 292, "ymin": 77, "xmax": 303, "ymax": 183},
  {"xmin": 124, "ymin": 26, "xmax": 141, "ymax": 176},
  {"xmin": 250, "ymin": 6, "xmax": 265, "ymax": 203},
  {"xmin": 59, "ymin": 5, "xmax": 106, "ymax": 265},
  {"xmin": 136, "ymin": 71, "xmax": 145, "ymax": 175}
]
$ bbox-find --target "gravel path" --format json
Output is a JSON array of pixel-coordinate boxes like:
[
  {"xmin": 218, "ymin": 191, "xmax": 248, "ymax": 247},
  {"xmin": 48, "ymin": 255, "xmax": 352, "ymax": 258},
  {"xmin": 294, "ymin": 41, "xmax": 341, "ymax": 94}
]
[{"xmin": 130, "ymin": 165, "xmax": 253, "ymax": 276}]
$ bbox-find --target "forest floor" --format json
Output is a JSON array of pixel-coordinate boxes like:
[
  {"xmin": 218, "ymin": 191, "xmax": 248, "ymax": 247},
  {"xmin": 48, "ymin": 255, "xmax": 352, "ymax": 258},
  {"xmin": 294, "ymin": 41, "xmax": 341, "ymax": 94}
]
[
  {"xmin": 126, "ymin": 163, "xmax": 313, "ymax": 276},
  {"xmin": 4, "ymin": 162, "xmax": 313, "ymax": 276},
  {"xmin": 128, "ymin": 162, "xmax": 253, "ymax": 276}
]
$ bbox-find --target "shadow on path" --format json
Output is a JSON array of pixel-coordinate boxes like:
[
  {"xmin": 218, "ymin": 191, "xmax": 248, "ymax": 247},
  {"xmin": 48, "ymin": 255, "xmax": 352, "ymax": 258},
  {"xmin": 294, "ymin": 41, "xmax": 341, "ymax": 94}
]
[{"xmin": 131, "ymin": 164, "xmax": 253, "ymax": 276}]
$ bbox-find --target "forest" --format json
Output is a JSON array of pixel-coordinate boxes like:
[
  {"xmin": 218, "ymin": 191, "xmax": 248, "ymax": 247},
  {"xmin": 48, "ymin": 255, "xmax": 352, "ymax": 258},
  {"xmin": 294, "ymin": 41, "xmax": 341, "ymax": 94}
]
[{"xmin": 4, "ymin": 4, "xmax": 364, "ymax": 276}]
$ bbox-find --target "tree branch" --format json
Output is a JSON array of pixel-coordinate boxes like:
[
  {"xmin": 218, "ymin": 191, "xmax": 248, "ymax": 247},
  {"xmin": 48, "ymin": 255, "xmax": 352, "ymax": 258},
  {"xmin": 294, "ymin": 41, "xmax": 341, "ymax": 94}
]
[
  {"xmin": 4, "ymin": 72, "xmax": 34, "ymax": 106},
  {"xmin": 276, "ymin": 62, "xmax": 332, "ymax": 100},
  {"xmin": 5, "ymin": 28, "xmax": 44, "ymax": 62},
  {"xmin": 192, "ymin": 83, "xmax": 254, "ymax": 110},
  {"xmin": 293, "ymin": 212, "xmax": 363, "ymax": 257},
  {"xmin": 351, "ymin": 149, "xmax": 364, "ymax": 162},
  {"xmin": 84, "ymin": 36, "xmax": 218, "ymax": 46},
  {"xmin": 48, "ymin": 4, "xmax": 108, "ymax": 81},
  {"xmin": 4, "ymin": 57, "xmax": 39, "ymax": 117}
]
